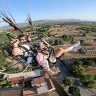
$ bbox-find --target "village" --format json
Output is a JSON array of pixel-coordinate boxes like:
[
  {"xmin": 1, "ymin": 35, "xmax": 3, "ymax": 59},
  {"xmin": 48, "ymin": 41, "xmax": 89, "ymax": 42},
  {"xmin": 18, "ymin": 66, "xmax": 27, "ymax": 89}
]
[{"xmin": 0, "ymin": 22, "xmax": 96, "ymax": 96}]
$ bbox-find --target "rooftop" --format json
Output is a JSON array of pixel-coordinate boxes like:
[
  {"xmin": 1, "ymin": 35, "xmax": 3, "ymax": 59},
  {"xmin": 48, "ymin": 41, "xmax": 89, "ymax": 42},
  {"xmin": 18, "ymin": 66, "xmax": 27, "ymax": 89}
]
[
  {"xmin": 5, "ymin": 69, "xmax": 43, "ymax": 79},
  {"xmin": 33, "ymin": 76, "xmax": 45, "ymax": 85},
  {"xmin": 8, "ymin": 77, "xmax": 24, "ymax": 84}
]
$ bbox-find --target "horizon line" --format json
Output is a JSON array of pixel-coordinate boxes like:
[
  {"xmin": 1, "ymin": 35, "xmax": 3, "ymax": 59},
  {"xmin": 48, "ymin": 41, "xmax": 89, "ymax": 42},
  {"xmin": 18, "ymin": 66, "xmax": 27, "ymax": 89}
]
[{"xmin": 1, "ymin": 18, "xmax": 96, "ymax": 27}]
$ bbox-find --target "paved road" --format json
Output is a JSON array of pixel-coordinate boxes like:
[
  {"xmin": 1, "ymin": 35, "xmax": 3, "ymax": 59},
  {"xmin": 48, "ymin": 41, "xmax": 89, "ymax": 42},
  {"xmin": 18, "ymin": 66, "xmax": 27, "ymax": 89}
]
[{"xmin": 56, "ymin": 59, "xmax": 96, "ymax": 96}]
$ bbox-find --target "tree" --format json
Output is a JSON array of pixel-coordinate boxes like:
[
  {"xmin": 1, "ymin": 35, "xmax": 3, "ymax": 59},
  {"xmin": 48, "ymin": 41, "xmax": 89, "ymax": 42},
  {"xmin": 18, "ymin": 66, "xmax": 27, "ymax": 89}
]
[
  {"xmin": 69, "ymin": 86, "xmax": 80, "ymax": 96},
  {"xmin": 0, "ymin": 74, "xmax": 12, "ymax": 88},
  {"xmin": 62, "ymin": 35, "xmax": 72, "ymax": 41},
  {"xmin": 68, "ymin": 64, "xmax": 85, "ymax": 77},
  {"xmin": 80, "ymin": 75, "xmax": 95, "ymax": 83},
  {"xmin": 83, "ymin": 33, "xmax": 87, "ymax": 37},
  {"xmin": 54, "ymin": 39, "xmax": 60, "ymax": 45},
  {"xmin": 74, "ymin": 60, "xmax": 83, "ymax": 65},
  {"xmin": 88, "ymin": 60, "xmax": 96, "ymax": 66},
  {"xmin": 87, "ymin": 81, "xmax": 96, "ymax": 88},
  {"xmin": 80, "ymin": 40, "xmax": 84, "ymax": 43},
  {"xmin": 63, "ymin": 77, "xmax": 73, "ymax": 86}
]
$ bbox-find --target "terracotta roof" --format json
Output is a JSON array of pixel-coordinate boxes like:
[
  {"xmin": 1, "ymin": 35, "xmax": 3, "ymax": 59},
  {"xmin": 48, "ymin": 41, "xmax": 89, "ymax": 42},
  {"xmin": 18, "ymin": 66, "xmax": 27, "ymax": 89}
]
[
  {"xmin": 33, "ymin": 76, "xmax": 45, "ymax": 85},
  {"xmin": 8, "ymin": 77, "xmax": 24, "ymax": 84}
]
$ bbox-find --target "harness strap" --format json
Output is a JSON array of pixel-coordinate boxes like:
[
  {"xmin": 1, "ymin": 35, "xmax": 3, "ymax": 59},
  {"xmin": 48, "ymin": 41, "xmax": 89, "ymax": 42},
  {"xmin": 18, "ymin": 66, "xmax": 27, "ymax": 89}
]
[
  {"xmin": 38, "ymin": 47, "xmax": 56, "ymax": 64},
  {"xmin": 19, "ymin": 45, "xmax": 33, "ymax": 56}
]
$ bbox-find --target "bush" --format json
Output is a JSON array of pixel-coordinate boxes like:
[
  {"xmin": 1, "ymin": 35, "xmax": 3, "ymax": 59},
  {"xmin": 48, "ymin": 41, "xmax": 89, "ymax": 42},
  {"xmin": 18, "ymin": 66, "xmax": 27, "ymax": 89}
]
[
  {"xmin": 68, "ymin": 64, "xmax": 85, "ymax": 77},
  {"xmin": 80, "ymin": 75, "xmax": 95, "ymax": 83},
  {"xmin": 0, "ymin": 74, "xmax": 12, "ymax": 88},
  {"xmin": 81, "ymin": 58, "xmax": 96, "ymax": 67},
  {"xmin": 74, "ymin": 60, "xmax": 83, "ymax": 65},
  {"xmin": 87, "ymin": 81, "xmax": 96, "ymax": 88},
  {"xmin": 88, "ymin": 61, "xmax": 96, "ymax": 66},
  {"xmin": 83, "ymin": 33, "xmax": 87, "ymax": 37},
  {"xmin": 63, "ymin": 77, "xmax": 73, "ymax": 86},
  {"xmin": 69, "ymin": 86, "xmax": 80, "ymax": 96},
  {"xmin": 62, "ymin": 35, "xmax": 72, "ymax": 41}
]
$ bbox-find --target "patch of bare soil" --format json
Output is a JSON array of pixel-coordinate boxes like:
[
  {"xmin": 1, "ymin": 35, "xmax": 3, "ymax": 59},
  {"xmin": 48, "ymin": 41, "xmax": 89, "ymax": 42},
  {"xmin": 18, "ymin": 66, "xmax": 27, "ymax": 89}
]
[
  {"xmin": 92, "ymin": 88, "xmax": 96, "ymax": 94},
  {"xmin": 50, "ymin": 66, "xmax": 58, "ymax": 72},
  {"xmin": 85, "ymin": 66, "xmax": 96, "ymax": 75},
  {"xmin": 82, "ymin": 41, "xmax": 96, "ymax": 46}
]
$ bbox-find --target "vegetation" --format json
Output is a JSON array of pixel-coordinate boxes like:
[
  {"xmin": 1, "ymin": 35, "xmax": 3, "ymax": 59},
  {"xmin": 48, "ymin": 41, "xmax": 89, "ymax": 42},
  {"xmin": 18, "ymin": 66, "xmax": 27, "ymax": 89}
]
[
  {"xmin": 76, "ymin": 26, "xmax": 96, "ymax": 33},
  {"xmin": 0, "ymin": 52, "xmax": 9, "ymax": 69},
  {"xmin": 68, "ymin": 59, "xmax": 96, "ymax": 88},
  {"xmin": 81, "ymin": 58, "xmax": 96, "ymax": 67},
  {"xmin": 80, "ymin": 75, "xmax": 95, "ymax": 82},
  {"xmin": 4, "ymin": 65, "xmax": 41, "ymax": 74},
  {"xmin": 27, "ymin": 65, "xmax": 41, "ymax": 71},
  {"xmin": 87, "ymin": 81, "xmax": 96, "ymax": 88},
  {"xmin": 4, "ymin": 69, "xmax": 23, "ymax": 74},
  {"xmin": 83, "ymin": 33, "xmax": 87, "ymax": 37},
  {"xmin": 0, "ymin": 33, "xmax": 9, "ymax": 43},
  {"xmin": 36, "ymin": 24, "xmax": 51, "ymax": 35},
  {"xmin": 68, "ymin": 60, "xmax": 85, "ymax": 77},
  {"xmin": 0, "ymin": 74, "xmax": 12, "ymax": 88},
  {"xmin": 69, "ymin": 86, "xmax": 80, "ymax": 96},
  {"xmin": 79, "ymin": 75, "xmax": 96, "ymax": 88},
  {"xmin": 0, "ymin": 22, "xmax": 96, "ymax": 90},
  {"xmin": 63, "ymin": 77, "xmax": 73, "ymax": 86},
  {"xmin": 62, "ymin": 35, "xmax": 73, "ymax": 41},
  {"xmin": 49, "ymin": 39, "xmax": 63, "ymax": 46}
]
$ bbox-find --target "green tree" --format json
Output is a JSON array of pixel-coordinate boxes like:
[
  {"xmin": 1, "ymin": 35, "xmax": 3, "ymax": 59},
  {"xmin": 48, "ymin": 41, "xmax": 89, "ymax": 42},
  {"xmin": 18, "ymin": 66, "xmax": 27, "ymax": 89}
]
[
  {"xmin": 83, "ymin": 33, "xmax": 87, "ymax": 37},
  {"xmin": 80, "ymin": 40, "xmax": 84, "ymax": 43},
  {"xmin": 80, "ymin": 75, "xmax": 95, "ymax": 83},
  {"xmin": 69, "ymin": 86, "xmax": 80, "ymax": 96},
  {"xmin": 63, "ymin": 77, "xmax": 73, "ymax": 86},
  {"xmin": 54, "ymin": 39, "xmax": 60, "ymax": 45},
  {"xmin": 87, "ymin": 81, "xmax": 96, "ymax": 88},
  {"xmin": 62, "ymin": 35, "xmax": 72, "ymax": 41},
  {"xmin": 88, "ymin": 60, "xmax": 96, "ymax": 66},
  {"xmin": 74, "ymin": 60, "xmax": 83, "ymax": 65},
  {"xmin": 68, "ymin": 64, "xmax": 85, "ymax": 77},
  {"xmin": 0, "ymin": 77, "xmax": 12, "ymax": 88}
]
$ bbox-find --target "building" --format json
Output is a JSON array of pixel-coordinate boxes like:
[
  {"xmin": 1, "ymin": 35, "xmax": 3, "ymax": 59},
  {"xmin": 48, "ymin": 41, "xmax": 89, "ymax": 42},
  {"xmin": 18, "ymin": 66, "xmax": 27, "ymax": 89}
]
[
  {"xmin": 79, "ymin": 46, "xmax": 96, "ymax": 54},
  {"xmin": 8, "ymin": 77, "xmax": 25, "ymax": 87},
  {"xmin": 5, "ymin": 69, "xmax": 55, "ymax": 96},
  {"xmin": 23, "ymin": 73, "xmax": 55, "ymax": 95}
]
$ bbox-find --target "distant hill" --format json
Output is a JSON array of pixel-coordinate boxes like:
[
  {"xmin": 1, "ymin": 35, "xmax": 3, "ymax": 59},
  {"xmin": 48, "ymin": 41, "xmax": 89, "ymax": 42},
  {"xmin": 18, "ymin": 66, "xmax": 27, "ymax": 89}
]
[
  {"xmin": 0, "ymin": 19, "xmax": 91, "ymax": 30},
  {"xmin": 32, "ymin": 19, "xmax": 83, "ymax": 24},
  {"xmin": 0, "ymin": 22, "xmax": 28, "ymax": 31}
]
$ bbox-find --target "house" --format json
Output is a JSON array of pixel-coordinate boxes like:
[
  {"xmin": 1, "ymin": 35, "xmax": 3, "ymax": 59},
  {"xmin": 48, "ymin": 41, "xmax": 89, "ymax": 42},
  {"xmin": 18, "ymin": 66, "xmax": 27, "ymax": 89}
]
[
  {"xmin": 8, "ymin": 77, "xmax": 25, "ymax": 87},
  {"xmin": 23, "ymin": 74, "xmax": 55, "ymax": 95},
  {"xmin": 6, "ymin": 70, "xmax": 55, "ymax": 96}
]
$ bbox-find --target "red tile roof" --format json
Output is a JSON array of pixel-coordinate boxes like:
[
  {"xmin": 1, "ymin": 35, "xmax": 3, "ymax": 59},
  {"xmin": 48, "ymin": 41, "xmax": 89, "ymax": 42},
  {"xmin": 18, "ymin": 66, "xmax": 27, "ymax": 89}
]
[
  {"xmin": 8, "ymin": 77, "xmax": 24, "ymax": 84},
  {"xmin": 33, "ymin": 76, "xmax": 45, "ymax": 85}
]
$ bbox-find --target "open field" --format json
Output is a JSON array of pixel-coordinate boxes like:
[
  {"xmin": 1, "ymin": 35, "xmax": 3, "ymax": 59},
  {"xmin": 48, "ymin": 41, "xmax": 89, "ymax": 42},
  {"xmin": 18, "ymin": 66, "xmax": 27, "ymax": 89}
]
[
  {"xmin": 85, "ymin": 66, "xmax": 96, "ymax": 75},
  {"xmin": 85, "ymin": 66, "xmax": 96, "ymax": 93}
]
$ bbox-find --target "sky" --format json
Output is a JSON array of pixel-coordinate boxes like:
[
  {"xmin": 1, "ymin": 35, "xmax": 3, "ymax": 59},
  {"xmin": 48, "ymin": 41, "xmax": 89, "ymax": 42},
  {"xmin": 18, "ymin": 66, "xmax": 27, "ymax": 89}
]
[{"xmin": 0, "ymin": 0, "xmax": 96, "ymax": 26}]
